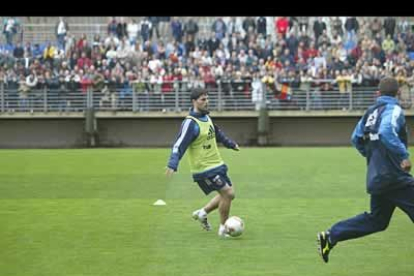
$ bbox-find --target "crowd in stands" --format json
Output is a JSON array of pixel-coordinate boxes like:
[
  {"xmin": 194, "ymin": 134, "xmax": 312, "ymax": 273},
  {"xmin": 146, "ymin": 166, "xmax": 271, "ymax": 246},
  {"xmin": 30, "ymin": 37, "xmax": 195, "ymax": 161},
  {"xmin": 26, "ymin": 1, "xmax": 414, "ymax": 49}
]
[{"xmin": 1, "ymin": 16, "xmax": 414, "ymax": 111}]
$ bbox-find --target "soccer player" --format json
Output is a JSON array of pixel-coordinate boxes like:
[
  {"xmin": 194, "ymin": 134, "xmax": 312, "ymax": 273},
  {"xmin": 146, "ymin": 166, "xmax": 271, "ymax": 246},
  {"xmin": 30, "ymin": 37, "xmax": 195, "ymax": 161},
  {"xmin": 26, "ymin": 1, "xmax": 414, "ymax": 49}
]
[
  {"xmin": 166, "ymin": 88, "xmax": 240, "ymax": 237},
  {"xmin": 317, "ymin": 77, "xmax": 414, "ymax": 263}
]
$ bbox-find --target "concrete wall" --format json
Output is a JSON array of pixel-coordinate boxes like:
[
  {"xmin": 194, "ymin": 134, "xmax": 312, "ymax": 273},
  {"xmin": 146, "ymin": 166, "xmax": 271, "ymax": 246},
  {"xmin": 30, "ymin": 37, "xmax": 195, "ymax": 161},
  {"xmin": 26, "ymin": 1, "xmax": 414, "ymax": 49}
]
[
  {"xmin": 97, "ymin": 118, "xmax": 258, "ymax": 147},
  {"xmin": 1, "ymin": 116, "xmax": 414, "ymax": 148},
  {"xmin": 0, "ymin": 119, "xmax": 85, "ymax": 148}
]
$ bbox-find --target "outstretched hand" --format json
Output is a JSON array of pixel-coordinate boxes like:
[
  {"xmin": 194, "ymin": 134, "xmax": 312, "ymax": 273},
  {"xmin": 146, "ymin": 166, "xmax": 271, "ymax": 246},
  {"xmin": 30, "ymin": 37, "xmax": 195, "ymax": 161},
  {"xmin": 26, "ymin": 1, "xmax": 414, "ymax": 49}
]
[
  {"xmin": 401, "ymin": 159, "xmax": 412, "ymax": 172},
  {"xmin": 165, "ymin": 167, "xmax": 175, "ymax": 177}
]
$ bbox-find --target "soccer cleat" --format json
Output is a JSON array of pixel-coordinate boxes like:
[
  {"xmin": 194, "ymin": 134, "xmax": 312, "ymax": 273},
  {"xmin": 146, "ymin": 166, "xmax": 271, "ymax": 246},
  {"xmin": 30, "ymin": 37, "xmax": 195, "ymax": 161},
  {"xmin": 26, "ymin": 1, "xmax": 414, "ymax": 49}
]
[
  {"xmin": 192, "ymin": 209, "xmax": 212, "ymax": 231},
  {"xmin": 317, "ymin": 231, "xmax": 334, "ymax": 263}
]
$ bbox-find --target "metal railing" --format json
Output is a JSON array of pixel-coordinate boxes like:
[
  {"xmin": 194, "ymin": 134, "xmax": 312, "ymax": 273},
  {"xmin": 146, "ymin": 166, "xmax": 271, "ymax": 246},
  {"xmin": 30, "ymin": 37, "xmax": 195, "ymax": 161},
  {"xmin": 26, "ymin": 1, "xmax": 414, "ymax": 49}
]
[{"xmin": 1, "ymin": 81, "xmax": 410, "ymax": 113}]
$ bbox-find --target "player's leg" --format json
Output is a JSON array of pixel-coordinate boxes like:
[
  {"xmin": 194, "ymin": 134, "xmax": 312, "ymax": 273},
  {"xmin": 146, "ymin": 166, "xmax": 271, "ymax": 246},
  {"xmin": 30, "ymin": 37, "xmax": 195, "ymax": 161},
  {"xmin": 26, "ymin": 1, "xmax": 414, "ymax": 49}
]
[
  {"xmin": 192, "ymin": 179, "xmax": 216, "ymax": 231},
  {"xmin": 318, "ymin": 193, "xmax": 395, "ymax": 263},
  {"xmin": 217, "ymin": 184, "xmax": 235, "ymax": 237},
  {"xmin": 192, "ymin": 194, "xmax": 221, "ymax": 231},
  {"xmin": 388, "ymin": 184, "xmax": 414, "ymax": 222},
  {"xmin": 203, "ymin": 194, "xmax": 221, "ymax": 214}
]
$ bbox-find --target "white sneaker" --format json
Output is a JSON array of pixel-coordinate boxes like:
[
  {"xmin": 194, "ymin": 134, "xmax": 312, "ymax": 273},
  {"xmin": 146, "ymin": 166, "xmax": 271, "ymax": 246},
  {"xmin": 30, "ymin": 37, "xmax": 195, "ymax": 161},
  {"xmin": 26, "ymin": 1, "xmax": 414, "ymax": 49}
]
[{"xmin": 192, "ymin": 209, "xmax": 212, "ymax": 231}]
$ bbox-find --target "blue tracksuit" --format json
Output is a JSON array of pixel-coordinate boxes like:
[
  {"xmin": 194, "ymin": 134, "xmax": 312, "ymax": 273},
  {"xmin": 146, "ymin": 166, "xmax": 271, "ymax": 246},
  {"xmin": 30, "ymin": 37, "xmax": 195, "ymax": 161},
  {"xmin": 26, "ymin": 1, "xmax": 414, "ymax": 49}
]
[
  {"xmin": 330, "ymin": 96, "xmax": 414, "ymax": 244},
  {"xmin": 167, "ymin": 109, "xmax": 237, "ymax": 183}
]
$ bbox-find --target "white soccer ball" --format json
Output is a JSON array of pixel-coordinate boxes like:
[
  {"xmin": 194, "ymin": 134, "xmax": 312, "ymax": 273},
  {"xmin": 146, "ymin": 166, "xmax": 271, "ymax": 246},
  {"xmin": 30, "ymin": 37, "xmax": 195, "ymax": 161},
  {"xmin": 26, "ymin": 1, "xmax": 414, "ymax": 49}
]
[{"xmin": 224, "ymin": 216, "xmax": 244, "ymax": 237}]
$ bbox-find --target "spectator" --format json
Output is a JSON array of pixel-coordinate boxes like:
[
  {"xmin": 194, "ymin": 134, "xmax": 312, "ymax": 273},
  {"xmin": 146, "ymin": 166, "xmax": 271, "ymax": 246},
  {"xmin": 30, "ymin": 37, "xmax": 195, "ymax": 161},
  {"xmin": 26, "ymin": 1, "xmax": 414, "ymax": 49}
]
[
  {"xmin": 171, "ymin": 18, "xmax": 183, "ymax": 43},
  {"xmin": 397, "ymin": 17, "xmax": 410, "ymax": 36},
  {"xmin": 313, "ymin": 17, "xmax": 327, "ymax": 45},
  {"xmin": 127, "ymin": 18, "xmax": 139, "ymax": 46},
  {"xmin": 382, "ymin": 34, "xmax": 395, "ymax": 54},
  {"xmin": 344, "ymin": 17, "xmax": 359, "ymax": 39},
  {"xmin": 276, "ymin": 17, "xmax": 289, "ymax": 38},
  {"xmin": 383, "ymin": 17, "xmax": 396, "ymax": 38},
  {"xmin": 55, "ymin": 17, "xmax": 69, "ymax": 50},
  {"xmin": 242, "ymin": 17, "xmax": 256, "ymax": 35},
  {"xmin": 107, "ymin": 17, "xmax": 118, "ymax": 36},
  {"xmin": 335, "ymin": 69, "xmax": 351, "ymax": 110},
  {"xmin": 331, "ymin": 17, "xmax": 343, "ymax": 37},
  {"xmin": 116, "ymin": 17, "xmax": 127, "ymax": 40},
  {"xmin": 139, "ymin": 18, "xmax": 152, "ymax": 43},
  {"xmin": 212, "ymin": 17, "xmax": 227, "ymax": 41},
  {"xmin": 257, "ymin": 17, "xmax": 267, "ymax": 37},
  {"xmin": 43, "ymin": 42, "xmax": 56, "ymax": 66},
  {"xmin": 3, "ymin": 17, "xmax": 20, "ymax": 45},
  {"xmin": 370, "ymin": 18, "xmax": 382, "ymax": 38},
  {"xmin": 251, "ymin": 71, "xmax": 263, "ymax": 110},
  {"xmin": 331, "ymin": 30, "xmax": 343, "ymax": 47},
  {"xmin": 77, "ymin": 51, "xmax": 92, "ymax": 69},
  {"xmin": 13, "ymin": 42, "xmax": 24, "ymax": 59},
  {"xmin": 184, "ymin": 18, "xmax": 199, "ymax": 42},
  {"xmin": 104, "ymin": 33, "xmax": 120, "ymax": 48},
  {"xmin": 227, "ymin": 17, "xmax": 244, "ymax": 38},
  {"xmin": 317, "ymin": 30, "xmax": 331, "ymax": 48},
  {"xmin": 297, "ymin": 17, "xmax": 309, "ymax": 33},
  {"xmin": 148, "ymin": 17, "xmax": 160, "ymax": 39}
]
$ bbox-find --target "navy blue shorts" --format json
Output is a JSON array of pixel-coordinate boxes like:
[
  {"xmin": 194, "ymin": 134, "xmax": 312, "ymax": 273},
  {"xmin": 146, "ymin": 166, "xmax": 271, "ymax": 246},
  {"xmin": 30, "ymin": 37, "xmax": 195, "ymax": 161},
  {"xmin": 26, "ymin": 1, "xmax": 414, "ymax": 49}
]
[{"xmin": 196, "ymin": 172, "xmax": 232, "ymax": 195}]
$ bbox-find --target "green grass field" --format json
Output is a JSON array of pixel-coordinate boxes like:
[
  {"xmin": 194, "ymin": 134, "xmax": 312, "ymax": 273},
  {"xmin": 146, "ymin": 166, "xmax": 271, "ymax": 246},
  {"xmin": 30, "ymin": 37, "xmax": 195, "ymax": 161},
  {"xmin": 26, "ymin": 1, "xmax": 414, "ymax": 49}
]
[{"xmin": 0, "ymin": 148, "xmax": 413, "ymax": 276}]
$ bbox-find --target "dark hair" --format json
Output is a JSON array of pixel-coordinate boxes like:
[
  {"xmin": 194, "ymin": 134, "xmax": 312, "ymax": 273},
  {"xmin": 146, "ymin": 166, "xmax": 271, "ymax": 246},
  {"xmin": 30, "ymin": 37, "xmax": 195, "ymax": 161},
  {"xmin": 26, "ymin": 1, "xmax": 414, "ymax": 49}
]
[
  {"xmin": 190, "ymin": 88, "xmax": 208, "ymax": 101},
  {"xmin": 379, "ymin": 77, "xmax": 399, "ymax": 97}
]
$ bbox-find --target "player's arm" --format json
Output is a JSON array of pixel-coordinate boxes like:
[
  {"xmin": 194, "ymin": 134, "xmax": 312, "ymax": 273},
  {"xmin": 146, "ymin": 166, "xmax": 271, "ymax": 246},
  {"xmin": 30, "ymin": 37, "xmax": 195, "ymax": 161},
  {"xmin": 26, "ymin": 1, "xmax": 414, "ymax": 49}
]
[
  {"xmin": 166, "ymin": 119, "xmax": 199, "ymax": 174},
  {"xmin": 378, "ymin": 105, "xmax": 410, "ymax": 160},
  {"xmin": 351, "ymin": 117, "xmax": 367, "ymax": 157},
  {"xmin": 214, "ymin": 123, "xmax": 239, "ymax": 151}
]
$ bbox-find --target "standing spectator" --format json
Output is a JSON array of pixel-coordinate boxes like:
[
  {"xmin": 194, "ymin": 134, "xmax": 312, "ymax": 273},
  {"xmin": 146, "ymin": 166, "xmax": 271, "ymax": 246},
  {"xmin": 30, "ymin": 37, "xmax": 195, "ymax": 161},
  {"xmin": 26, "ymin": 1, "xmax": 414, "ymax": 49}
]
[
  {"xmin": 397, "ymin": 17, "xmax": 410, "ymax": 36},
  {"xmin": 227, "ymin": 17, "xmax": 243, "ymax": 37},
  {"xmin": 207, "ymin": 32, "xmax": 220, "ymax": 57},
  {"xmin": 370, "ymin": 18, "xmax": 382, "ymax": 38},
  {"xmin": 344, "ymin": 17, "xmax": 359, "ymax": 40},
  {"xmin": 297, "ymin": 17, "xmax": 309, "ymax": 33},
  {"xmin": 158, "ymin": 17, "xmax": 171, "ymax": 37},
  {"xmin": 127, "ymin": 18, "xmax": 139, "ymax": 46},
  {"xmin": 383, "ymin": 17, "xmax": 396, "ymax": 38},
  {"xmin": 64, "ymin": 32, "xmax": 75, "ymax": 57},
  {"xmin": 257, "ymin": 17, "xmax": 267, "ymax": 37},
  {"xmin": 299, "ymin": 70, "xmax": 313, "ymax": 109},
  {"xmin": 331, "ymin": 17, "xmax": 343, "ymax": 37},
  {"xmin": 55, "ymin": 17, "xmax": 69, "ymax": 51},
  {"xmin": 3, "ymin": 17, "xmax": 20, "ymax": 45},
  {"xmin": 18, "ymin": 73, "xmax": 29, "ymax": 111},
  {"xmin": 107, "ymin": 17, "xmax": 118, "ymax": 36},
  {"xmin": 335, "ymin": 69, "xmax": 351, "ymax": 110},
  {"xmin": 212, "ymin": 17, "xmax": 227, "ymax": 41},
  {"xmin": 171, "ymin": 18, "xmax": 183, "ymax": 43},
  {"xmin": 251, "ymin": 71, "xmax": 263, "ymax": 110},
  {"xmin": 26, "ymin": 71, "xmax": 38, "ymax": 111},
  {"xmin": 313, "ymin": 17, "xmax": 327, "ymax": 45},
  {"xmin": 275, "ymin": 17, "xmax": 289, "ymax": 38},
  {"xmin": 288, "ymin": 17, "xmax": 299, "ymax": 35},
  {"xmin": 139, "ymin": 18, "xmax": 152, "ymax": 43},
  {"xmin": 184, "ymin": 18, "xmax": 199, "ymax": 42},
  {"xmin": 148, "ymin": 17, "xmax": 160, "ymax": 39},
  {"xmin": 242, "ymin": 17, "xmax": 256, "ymax": 35},
  {"xmin": 116, "ymin": 17, "xmax": 127, "ymax": 40}
]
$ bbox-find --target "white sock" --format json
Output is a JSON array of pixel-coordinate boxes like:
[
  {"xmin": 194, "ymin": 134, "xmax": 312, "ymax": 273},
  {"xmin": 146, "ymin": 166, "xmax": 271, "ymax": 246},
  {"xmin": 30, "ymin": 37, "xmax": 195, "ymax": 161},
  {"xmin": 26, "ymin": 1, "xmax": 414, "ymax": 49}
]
[
  {"xmin": 198, "ymin": 208, "xmax": 207, "ymax": 218},
  {"xmin": 219, "ymin": 224, "xmax": 226, "ymax": 233}
]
